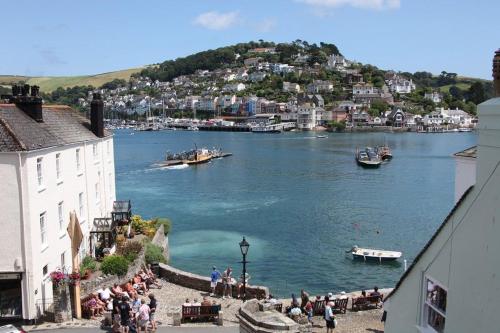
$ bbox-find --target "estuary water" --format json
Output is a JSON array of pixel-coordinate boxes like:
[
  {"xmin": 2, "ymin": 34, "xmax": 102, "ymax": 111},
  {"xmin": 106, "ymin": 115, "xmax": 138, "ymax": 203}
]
[{"xmin": 114, "ymin": 129, "xmax": 476, "ymax": 297}]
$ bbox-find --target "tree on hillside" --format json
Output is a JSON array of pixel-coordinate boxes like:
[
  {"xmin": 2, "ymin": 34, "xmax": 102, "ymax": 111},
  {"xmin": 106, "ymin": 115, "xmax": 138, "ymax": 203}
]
[
  {"xmin": 467, "ymin": 81, "xmax": 486, "ymax": 104},
  {"xmin": 100, "ymin": 79, "xmax": 127, "ymax": 90}
]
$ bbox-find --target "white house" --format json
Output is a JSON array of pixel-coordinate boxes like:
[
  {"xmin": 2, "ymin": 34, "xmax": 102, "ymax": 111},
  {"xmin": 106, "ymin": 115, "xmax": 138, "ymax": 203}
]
[
  {"xmin": 424, "ymin": 92, "xmax": 443, "ymax": 104},
  {"xmin": 439, "ymin": 108, "xmax": 475, "ymax": 127},
  {"xmin": 307, "ymin": 80, "xmax": 333, "ymax": 93},
  {"xmin": 383, "ymin": 96, "xmax": 500, "ymax": 333},
  {"xmin": 326, "ymin": 54, "xmax": 348, "ymax": 70},
  {"xmin": 223, "ymin": 83, "xmax": 246, "ymax": 92},
  {"xmin": 0, "ymin": 91, "xmax": 116, "ymax": 321},
  {"xmin": 283, "ymin": 82, "xmax": 301, "ymax": 93}
]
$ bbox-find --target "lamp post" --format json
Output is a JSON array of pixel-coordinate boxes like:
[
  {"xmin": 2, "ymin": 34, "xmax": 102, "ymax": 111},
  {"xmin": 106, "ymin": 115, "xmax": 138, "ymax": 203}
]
[{"xmin": 239, "ymin": 236, "xmax": 250, "ymax": 301}]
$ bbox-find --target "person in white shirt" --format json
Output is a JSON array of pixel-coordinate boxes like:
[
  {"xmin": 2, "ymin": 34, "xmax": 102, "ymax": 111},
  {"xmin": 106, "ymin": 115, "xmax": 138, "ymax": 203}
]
[
  {"xmin": 324, "ymin": 297, "xmax": 336, "ymax": 332},
  {"xmin": 182, "ymin": 298, "xmax": 191, "ymax": 307}
]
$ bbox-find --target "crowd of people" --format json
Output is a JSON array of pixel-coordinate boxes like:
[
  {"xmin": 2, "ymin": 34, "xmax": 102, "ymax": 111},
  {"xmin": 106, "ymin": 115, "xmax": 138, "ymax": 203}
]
[{"xmin": 81, "ymin": 264, "xmax": 161, "ymax": 332}]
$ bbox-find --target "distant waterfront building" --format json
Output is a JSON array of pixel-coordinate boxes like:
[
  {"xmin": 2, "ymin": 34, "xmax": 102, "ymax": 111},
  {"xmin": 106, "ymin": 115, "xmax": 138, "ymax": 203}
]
[
  {"xmin": 0, "ymin": 89, "xmax": 116, "ymax": 320},
  {"xmin": 383, "ymin": 58, "xmax": 500, "ymax": 333}
]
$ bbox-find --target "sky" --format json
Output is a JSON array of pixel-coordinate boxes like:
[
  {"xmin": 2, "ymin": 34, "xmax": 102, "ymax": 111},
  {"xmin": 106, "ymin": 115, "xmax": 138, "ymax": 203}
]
[{"xmin": 0, "ymin": 0, "xmax": 498, "ymax": 79}]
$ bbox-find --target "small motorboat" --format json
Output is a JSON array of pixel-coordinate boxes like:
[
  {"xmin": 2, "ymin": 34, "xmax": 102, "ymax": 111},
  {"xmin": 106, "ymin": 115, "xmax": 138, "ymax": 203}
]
[
  {"xmin": 349, "ymin": 246, "xmax": 402, "ymax": 262},
  {"xmin": 316, "ymin": 135, "xmax": 328, "ymax": 138}
]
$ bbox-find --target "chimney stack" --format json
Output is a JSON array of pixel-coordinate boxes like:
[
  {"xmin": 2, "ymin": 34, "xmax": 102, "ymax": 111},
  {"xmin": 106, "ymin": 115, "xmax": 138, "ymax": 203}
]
[
  {"xmin": 90, "ymin": 93, "xmax": 105, "ymax": 137},
  {"xmin": 12, "ymin": 84, "xmax": 43, "ymax": 122},
  {"xmin": 494, "ymin": 49, "xmax": 500, "ymax": 97}
]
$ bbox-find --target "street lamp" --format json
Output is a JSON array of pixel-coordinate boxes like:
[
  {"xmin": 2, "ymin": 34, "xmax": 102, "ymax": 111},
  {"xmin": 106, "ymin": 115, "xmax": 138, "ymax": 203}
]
[{"xmin": 239, "ymin": 236, "xmax": 250, "ymax": 301}]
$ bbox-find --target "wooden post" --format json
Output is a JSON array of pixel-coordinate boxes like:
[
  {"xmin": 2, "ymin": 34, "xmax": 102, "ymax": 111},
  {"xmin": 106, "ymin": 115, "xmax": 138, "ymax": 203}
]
[{"xmin": 72, "ymin": 247, "xmax": 81, "ymax": 319}]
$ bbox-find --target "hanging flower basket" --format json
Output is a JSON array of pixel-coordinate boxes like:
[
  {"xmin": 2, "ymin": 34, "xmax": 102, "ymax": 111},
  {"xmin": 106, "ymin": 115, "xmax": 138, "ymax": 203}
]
[{"xmin": 50, "ymin": 271, "xmax": 67, "ymax": 287}]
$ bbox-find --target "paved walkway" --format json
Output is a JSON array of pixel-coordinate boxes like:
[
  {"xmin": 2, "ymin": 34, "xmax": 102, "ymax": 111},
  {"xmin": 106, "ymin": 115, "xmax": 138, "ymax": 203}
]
[{"xmin": 22, "ymin": 281, "xmax": 389, "ymax": 332}]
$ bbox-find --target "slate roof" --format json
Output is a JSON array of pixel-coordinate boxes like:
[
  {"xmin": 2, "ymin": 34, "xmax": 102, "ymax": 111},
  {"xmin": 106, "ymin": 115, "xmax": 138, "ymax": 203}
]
[
  {"xmin": 0, "ymin": 104, "xmax": 111, "ymax": 152},
  {"xmin": 454, "ymin": 146, "xmax": 477, "ymax": 158}
]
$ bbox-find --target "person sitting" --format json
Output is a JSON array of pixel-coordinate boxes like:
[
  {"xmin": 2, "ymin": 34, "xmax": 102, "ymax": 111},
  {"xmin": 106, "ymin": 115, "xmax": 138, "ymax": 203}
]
[
  {"xmin": 123, "ymin": 279, "xmax": 138, "ymax": 298},
  {"xmin": 289, "ymin": 305, "xmax": 301, "ymax": 317},
  {"xmin": 183, "ymin": 298, "xmax": 191, "ymax": 307},
  {"xmin": 192, "ymin": 298, "xmax": 201, "ymax": 306},
  {"xmin": 87, "ymin": 294, "xmax": 105, "ymax": 318},
  {"xmin": 111, "ymin": 283, "xmax": 129, "ymax": 298},
  {"xmin": 139, "ymin": 269, "xmax": 161, "ymax": 289},
  {"xmin": 201, "ymin": 296, "xmax": 211, "ymax": 307},
  {"xmin": 98, "ymin": 287, "xmax": 115, "ymax": 302},
  {"xmin": 133, "ymin": 275, "xmax": 148, "ymax": 294},
  {"xmin": 339, "ymin": 291, "xmax": 348, "ymax": 300},
  {"xmin": 370, "ymin": 286, "xmax": 381, "ymax": 298}
]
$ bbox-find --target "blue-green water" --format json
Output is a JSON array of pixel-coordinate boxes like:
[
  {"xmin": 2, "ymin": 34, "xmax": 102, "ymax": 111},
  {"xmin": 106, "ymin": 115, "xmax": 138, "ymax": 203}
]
[{"xmin": 114, "ymin": 130, "xmax": 476, "ymax": 297}]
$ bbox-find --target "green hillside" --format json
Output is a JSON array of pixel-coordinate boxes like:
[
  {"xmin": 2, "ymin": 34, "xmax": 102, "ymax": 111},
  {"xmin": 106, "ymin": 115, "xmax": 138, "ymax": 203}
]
[{"xmin": 0, "ymin": 67, "xmax": 142, "ymax": 92}]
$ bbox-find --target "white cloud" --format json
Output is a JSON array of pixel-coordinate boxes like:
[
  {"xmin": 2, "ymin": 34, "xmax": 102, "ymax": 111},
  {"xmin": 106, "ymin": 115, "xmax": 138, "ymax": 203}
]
[
  {"xmin": 255, "ymin": 18, "xmax": 277, "ymax": 33},
  {"xmin": 298, "ymin": 0, "xmax": 400, "ymax": 10},
  {"xmin": 193, "ymin": 11, "xmax": 239, "ymax": 30}
]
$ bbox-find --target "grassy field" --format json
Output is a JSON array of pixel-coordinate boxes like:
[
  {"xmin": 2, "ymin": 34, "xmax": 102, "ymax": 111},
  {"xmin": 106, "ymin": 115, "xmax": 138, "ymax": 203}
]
[
  {"xmin": 0, "ymin": 67, "xmax": 142, "ymax": 92},
  {"xmin": 438, "ymin": 82, "xmax": 472, "ymax": 93}
]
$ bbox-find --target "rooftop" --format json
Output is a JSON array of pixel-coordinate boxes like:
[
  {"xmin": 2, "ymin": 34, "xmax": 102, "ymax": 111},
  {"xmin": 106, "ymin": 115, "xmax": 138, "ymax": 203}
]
[
  {"xmin": 0, "ymin": 103, "xmax": 111, "ymax": 152},
  {"xmin": 454, "ymin": 146, "xmax": 477, "ymax": 158}
]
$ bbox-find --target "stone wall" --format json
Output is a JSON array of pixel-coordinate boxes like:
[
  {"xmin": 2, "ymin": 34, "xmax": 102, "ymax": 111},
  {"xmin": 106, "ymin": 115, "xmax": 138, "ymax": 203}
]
[
  {"xmin": 53, "ymin": 284, "xmax": 72, "ymax": 323},
  {"xmin": 238, "ymin": 299, "xmax": 310, "ymax": 333},
  {"xmin": 80, "ymin": 224, "xmax": 170, "ymax": 296},
  {"xmin": 151, "ymin": 225, "xmax": 170, "ymax": 262},
  {"xmin": 158, "ymin": 264, "xmax": 269, "ymax": 300}
]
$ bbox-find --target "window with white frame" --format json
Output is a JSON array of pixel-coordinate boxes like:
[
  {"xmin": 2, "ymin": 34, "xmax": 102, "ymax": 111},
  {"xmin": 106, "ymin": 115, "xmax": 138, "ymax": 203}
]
[
  {"xmin": 37, "ymin": 157, "xmax": 43, "ymax": 186},
  {"xmin": 92, "ymin": 143, "xmax": 98, "ymax": 159},
  {"xmin": 56, "ymin": 153, "xmax": 62, "ymax": 180},
  {"xmin": 423, "ymin": 277, "xmax": 447, "ymax": 333},
  {"xmin": 76, "ymin": 148, "xmax": 81, "ymax": 172},
  {"xmin": 78, "ymin": 192, "xmax": 85, "ymax": 219},
  {"xmin": 58, "ymin": 201, "xmax": 64, "ymax": 232},
  {"xmin": 40, "ymin": 212, "xmax": 47, "ymax": 246}
]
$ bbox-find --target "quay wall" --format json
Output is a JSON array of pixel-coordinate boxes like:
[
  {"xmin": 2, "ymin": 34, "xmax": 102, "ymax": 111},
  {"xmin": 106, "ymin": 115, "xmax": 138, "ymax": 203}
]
[
  {"xmin": 344, "ymin": 126, "xmax": 411, "ymax": 133},
  {"xmin": 158, "ymin": 263, "xmax": 269, "ymax": 300}
]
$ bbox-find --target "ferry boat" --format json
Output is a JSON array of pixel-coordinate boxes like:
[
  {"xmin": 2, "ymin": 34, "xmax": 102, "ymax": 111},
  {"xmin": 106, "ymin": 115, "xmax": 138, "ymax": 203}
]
[
  {"xmin": 349, "ymin": 246, "xmax": 402, "ymax": 262},
  {"xmin": 251, "ymin": 123, "xmax": 282, "ymax": 133},
  {"xmin": 356, "ymin": 147, "xmax": 382, "ymax": 168},
  {"xmin": 376, "ymin": 146, "xmax": 393, "ymax": 161}
]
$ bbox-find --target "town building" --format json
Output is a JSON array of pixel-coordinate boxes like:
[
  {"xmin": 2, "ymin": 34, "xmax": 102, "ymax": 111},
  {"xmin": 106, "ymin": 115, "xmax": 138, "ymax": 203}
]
[
  {"xmin": 0, "ymin": 88, "xmax": 116, "ymax": 321},
  {"xmin": 383, "ymin": 95, "xmax": 500, "ymax": 333},
  {"xmin": 424, "ymin": 91, "xmax": 443, "ymax": 103},
  {"xmin": 223, "ymin": 83, "xmax": 246, "ymax": 93},
  {"xmin": 282, "ymin": 82, "xmax": 301, "ymax": 93},
  {"xmin": 306, "ymin": 80, "xmax": 333, "ymax": 93}
]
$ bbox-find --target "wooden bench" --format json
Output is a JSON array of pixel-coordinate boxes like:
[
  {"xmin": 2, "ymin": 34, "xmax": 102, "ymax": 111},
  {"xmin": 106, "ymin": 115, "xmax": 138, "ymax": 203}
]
[
  {"xmin": 273, "ymin": 303, "xmax": 283, "ymax": 313},
  {"xmin": 181, "ymin": 305, "xmax": 221, "ymax": 323},
  {"xmin": 332, "ymin": 298, "xmax": 349, "ymax": 314},
  {"xmin": 313, "ymin": 299, "xmax": 325, "ymax": 316},
  {"xmin": 351, "ymin": 294, "xmax": 383, "ymax": 311}
]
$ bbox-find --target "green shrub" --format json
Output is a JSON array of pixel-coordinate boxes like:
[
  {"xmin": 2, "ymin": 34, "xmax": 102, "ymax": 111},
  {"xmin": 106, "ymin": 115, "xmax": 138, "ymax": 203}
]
[
  {"xmin": 118, "ymin": 241, "xmax": 143, "ymax": 261},
  {"xmin": 145, "ymin": 243, "xmax": 167, "ymax": 264},
  {"xmin": 100, "ymin": 255, "xmax": 129, "ymax": 276},
  {"xmin": 80, "ymin": 256, "xmax": 97, "ymax": 275},
  {"xmin": 153, "ymin": 217, "xmax": 172, "ymax": 235}
]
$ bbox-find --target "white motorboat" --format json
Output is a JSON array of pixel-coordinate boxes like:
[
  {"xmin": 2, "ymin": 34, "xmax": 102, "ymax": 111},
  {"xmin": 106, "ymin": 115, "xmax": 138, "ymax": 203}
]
[
  {"xmin": 251, "ymin": 123, "xmax": 283, "ymax": 133},
  {"xmin": 349, "ymin": 246, "xmax": 402, "ymax": 262},
  {"xmin": 316, "ymin": 135, "xmax": 328, "ymax": 138}
]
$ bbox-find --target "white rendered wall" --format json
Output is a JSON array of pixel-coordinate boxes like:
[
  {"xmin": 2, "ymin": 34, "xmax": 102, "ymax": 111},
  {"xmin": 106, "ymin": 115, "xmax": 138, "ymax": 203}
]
[
  {"xmin": 0, "ymin": 136, "xmax": 115, "ymax": 319},
  {"xmin": 454, "ymin": 156, "xmax": 476, "ymax": 203}
]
